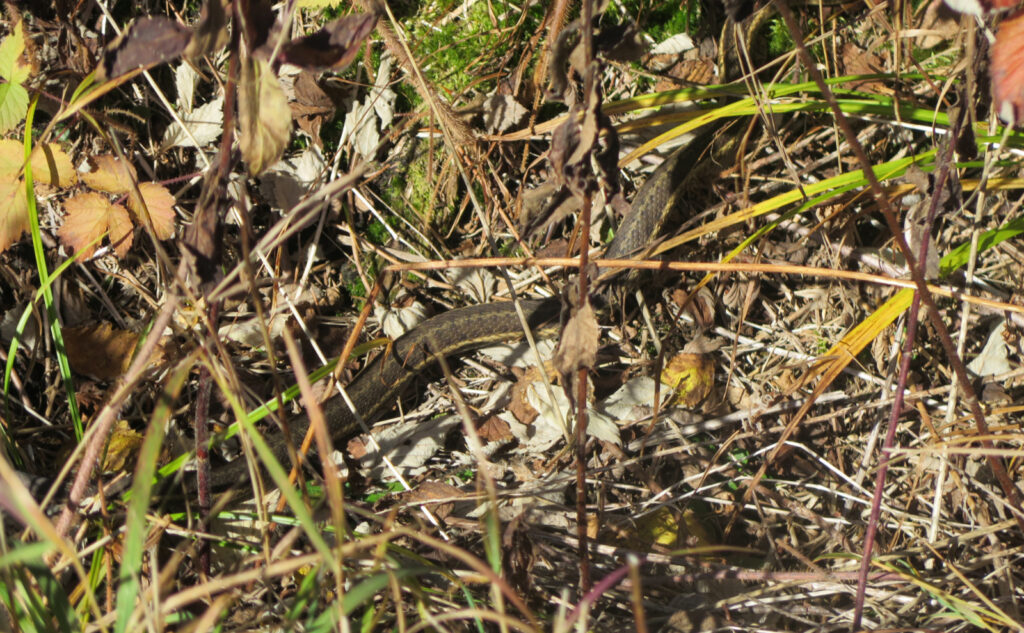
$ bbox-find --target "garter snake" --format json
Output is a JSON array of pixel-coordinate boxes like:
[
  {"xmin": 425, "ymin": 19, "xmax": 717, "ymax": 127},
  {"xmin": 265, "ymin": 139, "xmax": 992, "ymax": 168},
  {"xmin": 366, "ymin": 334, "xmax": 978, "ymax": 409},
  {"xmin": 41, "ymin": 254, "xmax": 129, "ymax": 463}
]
[{"xmin": 201, "ymin": 122, "xmax": 728, "ymax": 495}]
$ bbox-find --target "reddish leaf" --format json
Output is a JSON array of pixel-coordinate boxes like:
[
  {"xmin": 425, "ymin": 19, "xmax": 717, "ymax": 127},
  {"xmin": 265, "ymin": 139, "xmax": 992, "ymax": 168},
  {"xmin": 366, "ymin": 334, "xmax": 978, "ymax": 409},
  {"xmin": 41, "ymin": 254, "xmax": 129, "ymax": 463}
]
[
  {"xmin": 280, "ymin": 13, "xmax": 377, "ymax": 70},
  {"xmin": 991, "ymin": 10, "xmax": 1024, "ymax": 124}
]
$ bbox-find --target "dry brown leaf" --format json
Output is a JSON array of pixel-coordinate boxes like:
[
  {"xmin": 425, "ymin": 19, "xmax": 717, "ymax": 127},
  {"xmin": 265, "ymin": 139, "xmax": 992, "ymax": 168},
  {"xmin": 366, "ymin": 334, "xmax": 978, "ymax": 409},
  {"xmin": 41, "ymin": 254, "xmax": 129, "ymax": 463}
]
[
  {"xmin": 99, "ymin": 16, "xmax": 191, "ymax": 81},
  {"xmin": 477, "ymin": 415, "xmax": 513, "ymax": 442},
  {"xmin": 64, "ymin": 322, "xmax": 140, "ymax": 381},
  {"xmin": 59, "ymin": 193, "xmax": 133, "ymax": 258},
  {"xmin": 554, "ymin": 299, "xmax": 599, "ymax": 378},
  {"xmin": 279, "ymin": 13, "xmax": 377, "ymax": 70},
  {"xmin": 403, "ymin": 481, "xmax": 464, "ymax": 520},
  {"xmin": 238, "ymin": 58, "xmax": 291, "ymax": 176},
  {"xmin": 82, "ymin": 155, "xmax": 138, "ymax": 195},
  {"xmin": 128, "ymin": 181, "xmax": 176, "ymax": 240},
  {"xmin": 185, "ymin": 0, "xmax": 229, "ymax": 60}
]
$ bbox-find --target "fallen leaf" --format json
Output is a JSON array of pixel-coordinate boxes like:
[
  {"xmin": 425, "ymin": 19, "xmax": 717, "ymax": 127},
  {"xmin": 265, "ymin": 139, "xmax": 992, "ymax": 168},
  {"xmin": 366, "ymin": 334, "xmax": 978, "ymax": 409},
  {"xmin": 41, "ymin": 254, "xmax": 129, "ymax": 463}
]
[
  {"xmin": 403, "ymin": 481, "xmax": 464, "ymax": 520},
  {"xmin": 59, "ymin": 192, "xmax": 134, "ymax": 258},
  {"xmin": 160, "ymin": 95, "xmax": 224, "ymax": 149},
  {"xmin": 553, "ymin": 299, "xmax": 599, "ymax": 379},
  {"xmin": 661, "ymin": 352, "xmax": 715, "ymax": 407},
  {"xmin": 238, "ymin": 58, "xmax": 291, "ymax": 176},
  {"xmin": 651, "ymin": 33, "xmax": 695, "ymax": 55},
  {"xmin": 103, "ymin": 420, "xmax": 144, "ymax": 472},
  {"xmin": 968, "ymin": 319, "xmax": 1010, "ymax": 377},
  {"xmin": 127, "ymin": 182, "xmax": 176, "ymax": 239},
  {"xmin": 64, "ymin": 322, "xmax": 140, "ymax": 380},
  {"xmin": 477, "ymin": 415, "xmax": 513, "ymax": 442},
  {"xmin": 279, "ymin": 13, "xmax": 377, "ymax": 70},
  {"xmin": 482, "ymin": 94, "xmax": 527, "ymax": 134},
  {"xmin": 82, "ymin": 154, "xmax": 138, "ymax": 195}
]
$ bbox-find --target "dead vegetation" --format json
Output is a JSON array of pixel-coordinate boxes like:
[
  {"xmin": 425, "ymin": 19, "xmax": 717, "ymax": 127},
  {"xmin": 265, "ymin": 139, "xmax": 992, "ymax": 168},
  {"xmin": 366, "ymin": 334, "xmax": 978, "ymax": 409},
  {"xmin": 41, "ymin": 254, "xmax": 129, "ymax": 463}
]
[{"xmin": 2, "ymin": 0, "xmax": 1024, "ymax": 631}]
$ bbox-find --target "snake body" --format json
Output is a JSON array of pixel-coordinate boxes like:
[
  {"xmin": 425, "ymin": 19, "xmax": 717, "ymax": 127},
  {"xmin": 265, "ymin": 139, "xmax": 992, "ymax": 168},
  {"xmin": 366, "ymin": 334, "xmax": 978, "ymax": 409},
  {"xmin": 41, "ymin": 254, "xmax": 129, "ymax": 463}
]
[{"xmin": 196, "ymin": 124, "xmax": 726, "ymax": 497}]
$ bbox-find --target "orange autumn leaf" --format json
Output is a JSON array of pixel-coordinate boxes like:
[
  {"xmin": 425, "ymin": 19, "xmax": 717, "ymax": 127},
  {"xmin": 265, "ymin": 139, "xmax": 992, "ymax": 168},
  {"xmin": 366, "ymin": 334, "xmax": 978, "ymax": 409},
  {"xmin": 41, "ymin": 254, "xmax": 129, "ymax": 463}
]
[
  {"xmin": 59, "ymin": 192, "xmax": 134, "ymax": 258},
  {"xmin": 127, "ymin": 181, "xmax": 176, "ymax": 240},
  {"xmin": 81, "ymin": 154, "xmax": 138, "ymax": 194}
]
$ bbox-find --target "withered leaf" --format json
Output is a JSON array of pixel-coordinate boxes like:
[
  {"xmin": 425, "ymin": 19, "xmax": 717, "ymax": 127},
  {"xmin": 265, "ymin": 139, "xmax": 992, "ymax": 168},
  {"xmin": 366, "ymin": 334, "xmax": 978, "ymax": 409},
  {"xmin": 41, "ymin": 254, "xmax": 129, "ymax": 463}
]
[
  {"xmin": 103, "ymin": 420, "xmax": 144, "ymax": 472},
  {"xmin": 238, "ymin": 58, "xmax": 291, "ymax": 176},
  {"xmin": 185, "ymin": 0, "xmax": 229, "ymax": 60},
  {"xmin": 280, "ymin": 13, "xmax": 377, "ymax": 70},
  {"xmin": 100, "ymin": 16, "xmax": 191, "ymax": 81},
  {"xmin": 554, "ymin": 298, "xmax": 599, "ymax": 380},
  {"xmin": 59, "ymin": 193, "xmax": 134, "ymax": 258},
  {"xmin": 660, "ymin": 352, "xmax": 714, "ymax": 408},
  {"xmin": 64, "ymin": 322, "xmax": 141, "ymax": 381}
]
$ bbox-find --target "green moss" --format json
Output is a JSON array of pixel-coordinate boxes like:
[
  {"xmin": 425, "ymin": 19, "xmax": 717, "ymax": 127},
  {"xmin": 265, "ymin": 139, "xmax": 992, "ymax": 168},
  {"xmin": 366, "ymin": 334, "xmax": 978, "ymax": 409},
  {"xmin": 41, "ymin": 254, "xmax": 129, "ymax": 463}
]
[
  {"xmin": 606, "ymin": 0, "xmax": 699, "ymax": 43},
  {"xmin": 766, "ymin": 16, "xmax": 793, "ymax": 58}
]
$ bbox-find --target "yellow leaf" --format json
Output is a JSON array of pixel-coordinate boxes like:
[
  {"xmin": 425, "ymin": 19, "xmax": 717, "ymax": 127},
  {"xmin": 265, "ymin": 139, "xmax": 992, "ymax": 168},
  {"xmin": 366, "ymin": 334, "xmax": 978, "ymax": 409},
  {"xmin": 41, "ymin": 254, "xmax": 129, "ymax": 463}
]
[
  {"xmin": 0, "ymin": 138, "xmax": 23, "ymax": 179},
  {"xmin": 30, "ymin": 143, "xmax": 77, "ymax": 188},
  {"xmin": 103, "ymin": 420, "xmax": 144, "ymax": 472},
  {"xmin": 0, "ymin": 176, "xmax": 28, "ymax": 252},
  {"xmin": 238, "ymin": 58, "xmax": 291, "ymax": 176},
  {"xmin": 82, "ymin": 154, "xmax": 138, "ymax": 194},
  {"xmin": 661, "ymin": 352, "xmax": 715, "ymax": 407}
]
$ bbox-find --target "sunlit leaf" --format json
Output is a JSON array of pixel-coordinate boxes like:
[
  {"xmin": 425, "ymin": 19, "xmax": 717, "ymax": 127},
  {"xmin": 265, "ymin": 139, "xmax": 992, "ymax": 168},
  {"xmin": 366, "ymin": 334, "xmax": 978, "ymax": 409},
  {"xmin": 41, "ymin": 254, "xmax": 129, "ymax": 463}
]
[
  {"xmin": 82, "ymin": 154, "xmax": 138, "ymax": 195},
  {"xmin": 127, "ymin": 182, "xmax": 176, "ymax": 240},
  {"xmin": 0, "ymin": 176, "xmax": 28, "ymax": 252},
  {"xmin": 59, "ymin": 192, "xmax": 134, "ymax": 258}
]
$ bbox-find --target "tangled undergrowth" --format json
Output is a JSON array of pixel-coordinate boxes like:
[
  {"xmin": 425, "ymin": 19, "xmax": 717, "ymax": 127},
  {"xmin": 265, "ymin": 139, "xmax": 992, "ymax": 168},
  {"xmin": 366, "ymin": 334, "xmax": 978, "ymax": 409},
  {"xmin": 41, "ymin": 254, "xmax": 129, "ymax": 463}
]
[{"xmin": 2, "ymin": 0, "xmax": 1024, "ymax": 631}]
